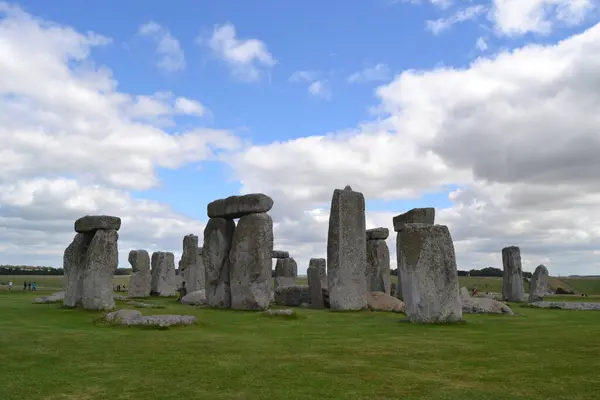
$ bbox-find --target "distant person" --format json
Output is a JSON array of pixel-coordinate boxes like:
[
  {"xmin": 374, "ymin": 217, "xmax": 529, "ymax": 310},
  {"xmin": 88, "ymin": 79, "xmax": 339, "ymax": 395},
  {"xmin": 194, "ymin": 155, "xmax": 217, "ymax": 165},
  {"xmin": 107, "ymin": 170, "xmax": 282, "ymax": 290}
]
[
  {"xmin": 32, "ymin": 282, "xmax": 36, "ymax": 291},
  {"xmin": 117, "ymin": 284, "xmax": 121, "ymax": 292},
  {"xmin": 27, "ymin": 282, "xmax": 31, "ymax": 291},
  {"xmin": 23, "ymin": 281, "xmax": 27, "ymax": 291},
  {"xmin": 8, "ymin": 280, "xmax": 12, "ymax": 290}
]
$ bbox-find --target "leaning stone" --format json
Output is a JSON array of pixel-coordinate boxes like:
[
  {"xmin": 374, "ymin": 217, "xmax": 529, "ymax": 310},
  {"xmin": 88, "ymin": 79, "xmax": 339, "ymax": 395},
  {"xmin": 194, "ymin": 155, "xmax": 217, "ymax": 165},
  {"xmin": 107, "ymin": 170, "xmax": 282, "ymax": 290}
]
[
  {"xmin": 502, "ymin": 246, "xmax": 525, "ymax": 302},
  {"xmin": 366, "ymin": 239, "xmax": 391, "ymax": 294},
  {"xmin": 274, "ymin": 258, "xmax": 298, "ymax": 290},
  {"xmin": 367, "ymin": 291, "xmax": 405, "ymax": 313},
  {"xmin": 528, "ymin": 302, "xmax": 600, "ymax": 311},
  {"xmin": 180, "ymin": 290, "xmax": 206, "ymax": 306},
  {"xmin": 529, "ymin": 264, "xmax": 549, "ymax": 303},
  {"xmin": 309, "ymin": 258, "xmax": 327, "ymax": 289},
  {"xmin": 81, "ymin": 229, "xmax": 118, "ymax": 311},
  {"xmin": 128, "ymin": 250, "xmax": 151, "ymax": 298},
  {"xmin": 366, "ymin": 227, "xmax": 389, "ymax": 241},
  {"xmin": 398, "ymin": 223, "xmax": 462, "ymax": 323},
  {"xmin": 179, "ymin": 234, "xmax": 205, "ymax": 293},
  {"xmin": 461, "ymin": 297, "xmax": 514, "ymax": 315},
  {"xmin": 327, "ymin": 186, "xmax": 368, "ymax": 310},
  {"xmin": 263, "ymin": 309, "xmax": 295, "ymax": 316},
  {"xmin": 393, "ymin": 208, "xmax": 435, "ymax": 232},
  {"xmin": 207, "ymin": 193, "xmax": 274, "ymax": 219},
  {"xmin": 274, "ymin": 285, "xmax": 311, "ymax": 307},
  {"xmin": 33, "ymin": 291, "xmax": 65, "ymax": 304},
  {"xmin": 307, "ymin": 265, "xmax": 324, "ymax": 308},
  {"xmin": 63, "ymin": 232, "xmax": 90, "ymax": 308},
  {"xmin": 74, "ymin": 215, "xmax": 121, "ymax": 233},
  {"xmin": 150, "ymin": 252, "xmax": 177, "ymax": 297},
  {"xmin": 229, "ymin": 213, "xmax": 273, "ymax": 310},
  {"xmin": 272, "ymin": 250, "xmax": 290, "ymax": 259},
  {"xmin": 203, "ymin": 217, "xmax": 235, "ymax": 308}
]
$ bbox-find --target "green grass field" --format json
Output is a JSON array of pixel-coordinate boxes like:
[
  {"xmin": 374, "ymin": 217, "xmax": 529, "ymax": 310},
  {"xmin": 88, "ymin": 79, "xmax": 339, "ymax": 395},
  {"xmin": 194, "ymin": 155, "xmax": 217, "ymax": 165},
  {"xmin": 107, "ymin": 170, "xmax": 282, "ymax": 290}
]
[{"xmin": 1, "ymin": 290, "xmax": 600, "ymax": 399}]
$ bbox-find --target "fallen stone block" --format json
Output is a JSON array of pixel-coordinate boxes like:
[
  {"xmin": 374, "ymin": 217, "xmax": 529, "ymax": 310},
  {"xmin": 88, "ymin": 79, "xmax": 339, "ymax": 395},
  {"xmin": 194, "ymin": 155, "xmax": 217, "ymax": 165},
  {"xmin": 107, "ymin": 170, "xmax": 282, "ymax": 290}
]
[
  {"xmin": 274, "ymin": 285, "xmax": 310, "ymax": 307},
  {"xmin": 180, "ymin": 290, "xmax": 206, "ymax": 306},
  {"xmin": 367, "ymin": 291, "xmax": 405, "ymax": 313},
  {"xmin": 104, "ymin": 309, "xmax": 196, "ymax": 327}
]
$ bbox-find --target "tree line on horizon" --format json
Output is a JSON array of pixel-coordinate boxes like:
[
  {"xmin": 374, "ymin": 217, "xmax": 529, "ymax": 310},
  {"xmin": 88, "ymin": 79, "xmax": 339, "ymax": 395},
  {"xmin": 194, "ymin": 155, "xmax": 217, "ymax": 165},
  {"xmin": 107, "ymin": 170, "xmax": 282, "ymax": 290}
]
[{"xmin": 0, "ymin": 265, "xmax": 132, "ymax": 276}]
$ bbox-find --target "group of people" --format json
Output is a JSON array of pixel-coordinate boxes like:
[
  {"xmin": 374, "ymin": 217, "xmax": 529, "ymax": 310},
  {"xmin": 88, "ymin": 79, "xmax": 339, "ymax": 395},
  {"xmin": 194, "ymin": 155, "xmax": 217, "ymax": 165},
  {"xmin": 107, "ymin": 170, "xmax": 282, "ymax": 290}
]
[
  {"xmin": 113, "ymin": 284, "xmax": 127, "ymax": 292},
  {"xmin": 22, "ymin": 281, "xmax": 37, "ymax": 291}
]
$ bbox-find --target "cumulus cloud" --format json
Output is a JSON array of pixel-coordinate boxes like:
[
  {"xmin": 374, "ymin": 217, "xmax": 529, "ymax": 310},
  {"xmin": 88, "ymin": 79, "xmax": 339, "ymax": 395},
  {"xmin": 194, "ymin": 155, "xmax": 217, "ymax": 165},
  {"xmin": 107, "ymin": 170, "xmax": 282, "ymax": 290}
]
[
  {"xmin": 202, "ymin": 22, "xmax": 276, "ymax": 82},
  {"xmin": 138, "ymin": 21, "xmax": 186, "ymax": 72},
  {"xmin": 308, "ymin": 80, "xmax": 332, "ymax": 99},
  {"xmin": 426, "ymin": 5, "xmax": 488, "ymax": 35},
  {"xmin": 348, "ymin": 64, "xmax": 391, "ymax": 83}
]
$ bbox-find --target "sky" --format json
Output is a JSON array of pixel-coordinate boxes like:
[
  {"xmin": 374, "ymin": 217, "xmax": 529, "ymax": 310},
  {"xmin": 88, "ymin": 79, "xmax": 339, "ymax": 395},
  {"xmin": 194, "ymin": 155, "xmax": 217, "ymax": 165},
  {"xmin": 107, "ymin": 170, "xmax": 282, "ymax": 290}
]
[{"xmin": 1, "ymin": 0, "xmax": 600, "ymax": 276}]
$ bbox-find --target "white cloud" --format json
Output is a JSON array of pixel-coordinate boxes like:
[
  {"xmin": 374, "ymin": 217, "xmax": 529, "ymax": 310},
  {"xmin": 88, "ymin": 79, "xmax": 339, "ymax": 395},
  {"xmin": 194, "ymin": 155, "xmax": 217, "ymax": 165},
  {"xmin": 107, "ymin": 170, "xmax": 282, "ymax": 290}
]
[
  {"xmin": 174, "ymin": 97, "xmax": 206, "ymax": 117},
  {"xmin": 475, "ymin": 36, "xmax": 489, "ymax": 51},
  {"xmin": 308, "ymin": 80, "xmax": 332, "ymax": 99},
  {"xmin": 491, "ymin": 0, "xmax": 596, "ymax": 36},
  {"xmin": 289, "ymin": 70, "xmax": 319, "ymax": 83},
  {"xmin": 426, "ymin": 5, "xmax": 487, "ymax": 35},
  {"xmin": 138, "ymin": 21, "xmax": 185, "ymax": 72},
  {"xmin": 203, "ymin": 22, "xmax": 276, "ymax": 82},
  {"xmin": 348, "ymin": 64, "xmax": 391, "ymax": 83},
  {"xmin": 391, "ymin": 0, "xmax": 453, "ymax": 10}
]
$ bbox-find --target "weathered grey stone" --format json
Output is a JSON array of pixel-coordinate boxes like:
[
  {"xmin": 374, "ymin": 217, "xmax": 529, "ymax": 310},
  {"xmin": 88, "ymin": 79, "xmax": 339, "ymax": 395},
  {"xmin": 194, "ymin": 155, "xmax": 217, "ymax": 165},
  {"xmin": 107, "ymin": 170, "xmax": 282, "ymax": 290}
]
[
  {"xmin": 274, "ymin": 257, "xmax": 297, "ymax": 290},
  {"xmin": 274, "ymin": 284, "xmax": 311, "ymax": 307},
  {"xmin": 322, "ymin": 288, "xmax": 330, "ymax": 308},
  {"xmin": 390, "ymin": 282, "xmax": 397, "ymax": 297},
  {"xmin": 309, "ymin": 258, "xmax": 327, "ymax": 289},
  {"xmin": 113, "ymin": 295, "xmax": 128, "ymax": 301},
  {"xmin": 128, "ymin": 250, "xmax": 151, "ymax": 298},
  {"xmin": 366, "ymin": 239, "xmax": 391, "ymax": 294},
  {"xmin": 529, "ymin": 264, "xmax": 549, "ymax": 303},
  {"xmin": 263, "ymin": 309, "xmax": 295, "ymax": 316},
  {"xmin": 33, "ymin": 291, "xmax": 65, "ymax": 304},
  {"xmin": 126, "ymin": 301, "xmax": 164, "ymax": 309},
  {"xmin": 74, "ymin": 215, "xmax": 121, "ymax": 233},
  {"xmin": 307, "ymin": 265, "xmax": 324, "ymax": 308},
  {"xmin": 203, "ymin": 217, "xmax": 235, "ymax": 308},
  {"xmin": 327, "ymin": 186, "xmax": 368, "ymax": 310},
  {"xmin": 150, "ymin": 252, "xmax": 177, "ymax": 297},
  {"xmin": 367, "ymin": 291, "xmax": 405, "ymax": 313},
  {"xmin": 81, "ymin": 229, "xmax": 118, "ymax": 311},
  {"xmin": 397, "ymin": 223, "xmax": 462, "ymax": 323},
  {"xmin": 207, "ymin": 193, "xmax": 274, "ymax": 219},
  {"xmin": 180, "ymin": 290, "xmax": 206, "ymax": 306},
  {"xmin": 502, "ymin": 246, "xmax": 525, "ymax": 302},
  {"xmin": 529, "ymin": 301, "xmax": 600, "ymax": 311},
  {"xmin": 229, "ymin": 213, "xmax": 274, "ymax": 310},
  {"xmin": 104, "ymin": 309, "xmax": 196, "ymax": 327},
  {"xmin": 272, "ymin": 250, "xmax": 289, "ymax": 259},
  {"xmin": 63, "ymin": 233, "xmax": 90, "ymax": 308},
  {"xmin": 179, "ymin": 234, "xmax": 205, "ymax": 293},
  {"xmin": 393, "ymin": 208, "xmax": 435, "ymax": 232},
  {"xmin": 366, "ymin": 227, "xmax": 389, "ymax": 241},
  {"xmin": 462, "ymin": 298, "xmax": 514, "ymax": 315},
  {"xmin": 459, "ymin": 286, "xmax": 471, "ymax": 299}
]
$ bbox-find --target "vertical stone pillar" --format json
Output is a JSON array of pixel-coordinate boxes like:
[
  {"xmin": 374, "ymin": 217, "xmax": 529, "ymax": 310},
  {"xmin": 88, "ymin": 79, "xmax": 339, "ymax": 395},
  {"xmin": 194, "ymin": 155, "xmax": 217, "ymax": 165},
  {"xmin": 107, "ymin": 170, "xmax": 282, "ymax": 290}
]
[
  {"xmin": 502, "ymin": 246, "xmax": 525, "ymax": 302},
  {"xmin": 366, "ymin": 227, "xmax": 391, "ymax": 294}
]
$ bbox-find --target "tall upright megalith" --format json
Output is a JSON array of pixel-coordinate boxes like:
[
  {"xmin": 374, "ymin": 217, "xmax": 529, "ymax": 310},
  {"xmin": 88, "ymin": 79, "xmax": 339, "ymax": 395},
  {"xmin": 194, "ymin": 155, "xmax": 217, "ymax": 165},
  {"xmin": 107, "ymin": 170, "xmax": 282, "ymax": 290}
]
[
  {"xmin": 394, "ymin": 208, "xmax": 435, "ymax": 301},
  {"xmin": 274, "ymin": 257, "xmax": 298, "ymax": 290},
  {"xmin": 128, "ymin": 250, "xmax": 151, "ymax": 298},
  {"xmin": 179, "ymin": 234, "xmax": 205, "ymax": 293},
  {"xmin": 229, "ymin": 212, "xmax": 274, "ymax": 310},
  {"xmin": 309, "ymin": 258, "xmax": 327, "ymax": 289},
  {"xmin": 366, "ymin": 227, "xmax": 391, "ymax": 294},
  {"xmin": 203, "ymin": 218, "xmax": 235, "ymax": 308},
  {"xmin": 529, "ymin": 264, "xmax": 549, "ymax": 303},
  {"xmin": 398, "ymin": 223, "xmax": 462, "ymax": 323},
  {"xmin": 327, "ymin": 185, "xmax": 367, "ymax": 310},
  {"xmin": 151, "ymin": 252, "xmax": 177, "ymax": 297},
  {"xmin": 502, "ymin": 246, "xmax": 525, "ymax": 302},
  {"xmin": 307, "ymin": 262, "xmax": 325, "ymax": 308},
  {"xmin": 63, "ymin": 215, "xmax": 120, "ymax": 310}
]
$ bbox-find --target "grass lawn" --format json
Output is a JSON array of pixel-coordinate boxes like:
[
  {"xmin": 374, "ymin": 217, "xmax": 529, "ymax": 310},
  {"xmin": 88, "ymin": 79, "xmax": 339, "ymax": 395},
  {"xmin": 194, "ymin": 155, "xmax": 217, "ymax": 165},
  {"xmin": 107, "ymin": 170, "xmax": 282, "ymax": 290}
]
[{"xmin": 1, "ymin": 291, "xmax": 600, "ymax": 399}]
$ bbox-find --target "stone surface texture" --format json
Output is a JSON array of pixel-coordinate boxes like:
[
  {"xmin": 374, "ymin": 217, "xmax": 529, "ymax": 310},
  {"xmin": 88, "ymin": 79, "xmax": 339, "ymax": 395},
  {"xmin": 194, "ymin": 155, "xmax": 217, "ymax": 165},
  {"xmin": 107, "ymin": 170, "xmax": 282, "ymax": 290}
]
[
  {"xmin": 272, "ymin": 250, "xmax": 290, "ymax": 259},
  {"xmin": 327, "ymin": 186, "xmax": 368, "ymax": 310},
  {"xmin": 366, "ymin": 239, "xmax": 391, "ymax": 294},
  {"xmin": 207, "ymin": 193, "xmax": 274, "ymax": 219},
  {"xmin": 179, "ymin": 234, "xmax": 205, "ymax": 293},
  {"xmin": 79, "ymin": 229, "xmax": 118, "ymax": 310},
  {"xmin": 309, "ymin": 258, "xmax": 327, "ymax": 289},
  {"xmin": 366, "ymin": 227, "xmax": 389, "ymax": 240},
  {"xmin": 180, "ymin": 290, "xmax": 206, "ymax": 306},
  {"xmin": 229, "ymin": 212, "xmax": 274, "ymax": 310},
  {"xmin": 128, "ymin": 250, "xmax": 151, "ymax": 298},
  {"xmin": 459, "ymin": 287, "xmax": 513, "ymax": 314},
  {"xmin": 150, "ymin": 252, "xmax": 177, "ymax": 297},
  {"xmin": 203, "ymin": 218, "xmax": 235, "ymax": 308},
  {"xmin": 127, "ymin": 301, "xmax": 164, "ymax": 309},
  {"xmin": 307, "ymin": 265, "xmax": 324, "ymax": 308},
  {"xmin": 104, "ymin": 310, "xmax": 196, "ymax": 327},
  {"xmin": 398, "ymin": 223, "xmax": 462, "ymax": 323},
  {"xmin": 263, "ymin": 309, "xmax": 295, "ymax": 316},
  {"xmin": 502, "ymin": 246, "xmax": 525, "ymax": 302},
  {"xmin": 529, "ymin": 264, "xmax": 549, "ymax": 303},
  {"xmin": 529, "ymin": 302, "xmax": 600, "ymax": 310},
  {"xmin": 274, "ymin": 257, "xmax": 298, "ymax": 290},
  {"xmin": 367, "ymin": 291, "xmax": 405, "ymax": 312},
  {"xmin": 33, "ymin": 291, "xmax": 65, "ymax": 304},
  {"xmin": 393, "ymin": 208, "xmax": 435, "ymax": 232},
  {"xmin": 74, "ymin": 215, "xmax": 121, "ymax": 233},
  {"xmin": 63, "ymin": 232, "xmax": 89, "ymax": 307},
  {"xmin": 274, "ymin": 285, "xmax": 311, "ymax": 307}
]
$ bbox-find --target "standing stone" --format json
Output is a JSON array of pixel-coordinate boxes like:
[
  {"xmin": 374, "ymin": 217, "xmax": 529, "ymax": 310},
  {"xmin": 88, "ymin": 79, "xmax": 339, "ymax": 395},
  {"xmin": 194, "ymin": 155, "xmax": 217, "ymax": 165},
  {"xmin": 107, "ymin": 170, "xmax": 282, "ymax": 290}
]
[
  {"xmin": 502, "ymin": 246, "xmax": 525, "ymax": 302},
  {"xmin": 207, "ymin": 193, "xmax": 274, "ymax": 219},
  {"xmin": 128, "ymin": 250, "xmax": 151, "ymax": 298},
  {"xmin": 309, "ymin": 258, "xmax": 327, "ymax": 289},
  {"xmin": 179, "ymin": 234, "xmax": 205, "ymax": 293},
  {"xmin": 529, "ymin": 264, "xmax": 549, "ymax": 303},
  {"xmin": 307, "ymin": 265, "xmax": 324, "ymax": 308},
  {"xmin": 366, "ymin": 228, "xmax": 391, "ymax": 294},
  {"xmin": 274, "ymin": 258, "xmax": 298, "ymax": 290},
  {"xmin": 81, "ymin": 229, "xmax": 118, "ymax": 310},
  {"xmin": 229, "ymin": 213, "xmax": 274, "ymax": 310},
  {"xmin": 151, "ymin": 252, "xmax": 177, "ymax": 297},
  {"xmin": 327, "ymin": 185, "xmax": 368, "ymax": 310},
  {"xmin": 63, "ymin": 233, "xmax": 91, "ymax": 308},
  {"xmin": 398, "ymin": 223, "xmax": 462, "ymax": 323},
  {"xmin": 203, "ymin": 217, "xmax": 235, "ymax": 308}
]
